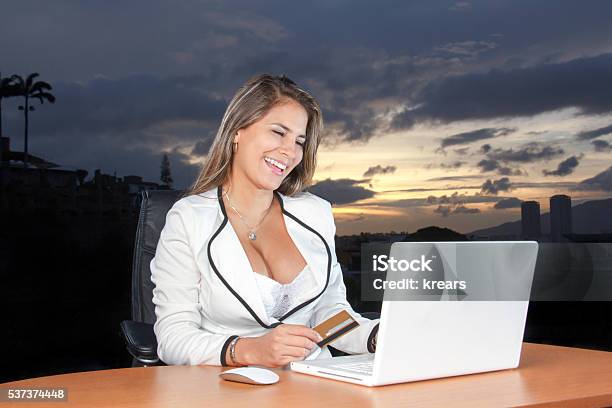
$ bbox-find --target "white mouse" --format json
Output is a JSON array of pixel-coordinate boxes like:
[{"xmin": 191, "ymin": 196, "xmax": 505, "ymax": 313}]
[{"xmin": 219, "ymin": 366, "xmax": 280, "ymax": 385}]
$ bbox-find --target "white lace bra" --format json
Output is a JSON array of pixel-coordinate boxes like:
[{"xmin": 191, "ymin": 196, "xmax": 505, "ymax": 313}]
[{"xmin": 253, "ymin": 264, "xmax": 316, "ymax": 320}]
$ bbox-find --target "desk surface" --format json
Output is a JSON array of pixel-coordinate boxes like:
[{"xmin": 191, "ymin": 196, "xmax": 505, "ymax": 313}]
[{"xmin": 2, "ymin": 343, "xmax": 612, "ymax": 408}]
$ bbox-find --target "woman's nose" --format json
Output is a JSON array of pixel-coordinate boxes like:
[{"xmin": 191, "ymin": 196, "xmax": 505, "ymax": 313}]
[{"xmin": 279, "ymin": 137, "xmax": 298, "ymax": 159}]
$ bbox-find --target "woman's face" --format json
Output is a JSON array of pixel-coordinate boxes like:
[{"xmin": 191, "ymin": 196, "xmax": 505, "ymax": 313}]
[{"xmin": 232, "ymin": 98, "xmax": 308, "ymax": 192}]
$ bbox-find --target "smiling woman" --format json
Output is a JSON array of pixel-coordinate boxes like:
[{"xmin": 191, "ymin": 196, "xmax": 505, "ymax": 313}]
[{"xmin": 150, "ymin": 74, "xmax": 380, "ymax": 369}]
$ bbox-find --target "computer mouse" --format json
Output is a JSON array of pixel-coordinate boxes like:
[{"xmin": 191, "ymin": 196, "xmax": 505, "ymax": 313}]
[{"xmin": 219, "ymin": 366, "xmax": 280, "ymax": 385}]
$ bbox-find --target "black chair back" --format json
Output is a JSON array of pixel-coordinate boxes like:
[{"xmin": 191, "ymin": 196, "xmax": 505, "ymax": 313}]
[{"xmin": 131, "ymin": 189, "xmax": 184, "ymax": 324}]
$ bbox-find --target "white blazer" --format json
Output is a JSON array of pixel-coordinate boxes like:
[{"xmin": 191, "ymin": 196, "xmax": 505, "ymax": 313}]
[{"xmin": 150, "ymin": 185, "xmax": 380, "ymax": 366}]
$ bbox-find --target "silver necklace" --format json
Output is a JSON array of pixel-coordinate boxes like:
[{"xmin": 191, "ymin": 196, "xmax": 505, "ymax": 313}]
[{"xmin": 224, "ymin": 188, "xmax": 273, "ymax": 241}]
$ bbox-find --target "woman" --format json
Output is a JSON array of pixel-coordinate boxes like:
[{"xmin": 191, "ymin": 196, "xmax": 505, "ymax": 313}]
[{"xmin": 151, "ymin": 74, "xmax": 379, "ymax": 368}]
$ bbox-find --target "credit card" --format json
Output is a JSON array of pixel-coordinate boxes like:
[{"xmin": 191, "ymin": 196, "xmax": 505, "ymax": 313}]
[{"xmin": 312, "ymin": 310, "xmax": 360, "ymax": 348}]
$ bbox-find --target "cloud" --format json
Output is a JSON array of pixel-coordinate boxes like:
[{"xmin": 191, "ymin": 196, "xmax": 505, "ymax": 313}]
[
  {"xmin": 307, "ymin": 178, "xmax": 375, "ymax": 204},
  {"xmin": 592, "ymin": 139, "xmax": 612, "ymax": 152},
  {"xmin": 426, "ymin": 161, "xmax": 465, "ymax": 170},
  {"xmin": 480, "ymin": 144, "xmax": 492, "ymax": 154},
  {"xmin": 576, "ymin": 124, "xmax": 612, "ymax": 140},
  {"xmin": 357, "ymin": 192, "xmax": 499, "ymax": 209},
  {"xmin": 391, "ymin": 53, "xmax": 612, "ymax": 129},
  {"xmin": 449, "ymin": 1, "xmax": 472, "ymax": 11},
  {"xmin": 487, "ymin": 142, "xmax": 564, "ymax": 163},
  {"xmin": 426, "ymin": 175, "xmax": 484, "ymax": 181},
  {"xmin": 363, "ymin": 165, "xmax": 396, "ymax": 177},
  {"xmin": 480, "ymin": 177, "xmax": 512, "ymax": 195},
  {"xmin": 440, "ymin": 127, "xmax": 515, "ymax": 149},
  {"xmin": 453, "ymin": 147, "xmax": 469, "ymax": 155},
  {"xmin": 434, "ymin": 40, "xmax": 497, "ymax": 57},
  {"xmin": 190, "ymin": 138, "xmax": 214, "ymax": 157},
  {"xmin": 476, "ymin": 159, "xmax": 523, "ymax": 176},
  {"xmin": 476, "ymin": 159, "xmax": 498, "ymax": 172},
  {"xmin": 513, "ymin": 181, "xmax": 577, "ymax": 189},
  {"xmin": 425, "ymin": 191, "xmax": 498, "ymax": 205},
  {"xmin": 543, "ymin": 155, "xmax": 583, "ymax": 176},
  {"xmin": 493, "ymin": 197, "xmax": 523, "ymax": 209},
  {"xmin": 434, "ymin": 204, "xmax": 480, "ymax": 217},
  {"xmin": 575, "ymin": 167, "xmax": 612, "ymax": 192},
  {"xmin": 202, "ymin": 11, "xmax": 289, "ymax": 43},
  {"xmin": 23, "ymin": 75, "xmax": 226, "ymax": 138}
]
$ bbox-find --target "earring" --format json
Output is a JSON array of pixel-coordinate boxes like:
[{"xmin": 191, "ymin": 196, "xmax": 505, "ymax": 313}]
[{"xmin": 232, "ymin": 142, "xmax": 238, "ymax": 153}]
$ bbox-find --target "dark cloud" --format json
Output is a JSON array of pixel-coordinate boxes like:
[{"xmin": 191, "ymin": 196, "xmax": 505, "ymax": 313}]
[
  {"xmin": 487, "ymin": 142, "xmax": 564, "ymax": 163},
  {"xmin": 513, "ymin": 181, "xmax": 577, "ymax": 189},
  {"xmin": 493, "ymin": 197, "xmax": 522, "ymax": 209},
  {"xmin": 426, "ymin": 161, "xmax": 465, "ymax": 170},
  {"xmin": 363, "ymin": 165, "xmax": 396, "ymax": 177},
  {"xmin": 592, "ymin": 139, "xmax": 612, "ymax": 152},
  {"xmin": 543, "ymin": 155, "xmax": 582, "ymax": 176},
  {"xmin": 575, "ymin": 167, "xmax": 612, "ymax": 192},
  {"xmin": 480, "ymin": 144, "xmax": 492, "ymax": 154},
  {"xmin": 391, "ymin": 53, "xmax": 612, "ymax": 129},
  {"xmin": 6, "ymin": 75, "xmax": 227, "ymax": 139},
  {"xmin": 476, "ymin": 159, "xmax": 523, "ymax": 176},
  {"xmin": 426, "ymin": 175, "xmax": 484, "ymax": 181},
  {"xmin": 576, "ymin": 124, "xmax": 612, "ymax": 140},
  {"xmin": 452, "ymin": 205, "xmax": 481, "ymax": 214},
  {"xmin": 426, "ymin": 191, "xmax": 497, "ymax": 206},
  {"xmin": 190, "ymin": 134, "xmax": 215, "ymax": 157},
  {"xmin": 307, "ymin": 178, "xmax": 375, "ymax": 205},
  {"xmin": 477, "ymin": 159, "xmax": 499, "ymax": 172},
  {"xmin": 434, "ymin": 204, "xmax": 480, "ymax": 217},
  {"xmin": 449, "ymin": 1, "xmax": 472, "ymax": 11},
  {"xmin": 440, "ymin": 127, "xmax": 514, "ymax": 149},
  {"xmin": 480, "ymin": 177, "xmax": 512, "ymax": 195},
  {"xmin": 354, "ymin": 192, "xmax": 499, "ymax": 209},
  {"xmin": 497, "ymin": 166, "xmax": 524, "ymax": 176}
]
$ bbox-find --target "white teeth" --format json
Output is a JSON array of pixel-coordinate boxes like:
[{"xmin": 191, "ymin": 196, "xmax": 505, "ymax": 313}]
[{"xmin": 264, "ymin": 157, "xmax": 287, "ymax": 170}]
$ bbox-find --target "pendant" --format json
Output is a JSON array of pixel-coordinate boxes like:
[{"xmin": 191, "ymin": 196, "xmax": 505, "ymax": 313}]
[{"xmin": 248, "ymin": 231, "xmax": 257, "ymax": 241}]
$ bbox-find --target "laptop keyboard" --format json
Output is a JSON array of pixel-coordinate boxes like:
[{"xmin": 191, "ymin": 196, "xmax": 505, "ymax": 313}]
[{"xmin": 329, "ymin": 359, "xmax": 374, "ymax": 375}]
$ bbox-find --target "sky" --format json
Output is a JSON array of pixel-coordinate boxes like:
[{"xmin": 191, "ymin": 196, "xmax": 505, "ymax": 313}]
[{"xmin": 1, "ymin": 0, "xmax": 612, "ymax": 235}]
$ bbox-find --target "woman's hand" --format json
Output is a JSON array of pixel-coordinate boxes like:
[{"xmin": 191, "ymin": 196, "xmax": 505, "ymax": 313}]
[{"xmin": 234, "ymin": 324, "xmax": 322, "ymax": 368}]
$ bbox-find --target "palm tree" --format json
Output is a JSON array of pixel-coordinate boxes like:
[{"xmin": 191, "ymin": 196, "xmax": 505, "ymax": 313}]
[
  {"xmin": 0, "ymin": 72, "xmax": 20, "ymax": 138},
  {"xmin": 14, "ymin": 73, "xmax": 56, "ymax": 166}
]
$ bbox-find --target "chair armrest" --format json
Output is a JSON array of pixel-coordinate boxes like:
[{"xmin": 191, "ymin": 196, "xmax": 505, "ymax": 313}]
[
  {"xmin": 120, "ymin": 320, "xmax": 160, "ymax": 365},
  {"xmin": 360, "ymin": 311, "xmax": 381, "ymax": 320}
]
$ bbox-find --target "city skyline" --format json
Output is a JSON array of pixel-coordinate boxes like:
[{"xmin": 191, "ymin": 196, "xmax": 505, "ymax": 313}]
[{"xmin": 2, "ymin": 1, "xmax": 612, "ymax": 235}]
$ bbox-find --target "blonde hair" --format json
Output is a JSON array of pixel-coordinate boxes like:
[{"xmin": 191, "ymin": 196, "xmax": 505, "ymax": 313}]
[{"xmin": 183, "ymin": 74, "xmax": 323, "ymax": 198}]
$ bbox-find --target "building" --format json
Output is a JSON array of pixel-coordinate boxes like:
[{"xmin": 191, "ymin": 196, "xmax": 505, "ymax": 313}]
[
  {"xmin": 1, "ymin": 136, "xmax": 165, "ymax": 216},
  {"xmin": 550, "ymin": 194, "xmax": 572, "ymax": 242},
  {"xmin": 521, "ymin": 200, "xmax": 541, "ymax": 239}
]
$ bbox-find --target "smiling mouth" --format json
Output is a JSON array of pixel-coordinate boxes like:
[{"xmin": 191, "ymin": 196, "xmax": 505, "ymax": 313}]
[{"xmin": 264, "ymin": 156, "xmax": 287, "ymax": 175}]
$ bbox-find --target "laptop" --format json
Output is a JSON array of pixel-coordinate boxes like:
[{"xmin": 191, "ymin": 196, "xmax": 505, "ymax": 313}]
[{"xmin": 291, "ymin": 241, "xmax": 538, "ymax": 386}]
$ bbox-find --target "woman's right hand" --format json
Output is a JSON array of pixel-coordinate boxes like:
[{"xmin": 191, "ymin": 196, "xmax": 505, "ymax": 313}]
[{"xmin": 234, "ymin": 324, "xmax": 323, "ymax": 368}]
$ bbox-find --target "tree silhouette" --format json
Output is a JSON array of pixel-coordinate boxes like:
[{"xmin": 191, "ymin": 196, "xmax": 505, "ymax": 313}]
[
  {"xmin": 14, "ymin": 73, "xmax": 56, "ymax": 166},
  {"xmin": 160, "ymin": 153, "xmax": 173, "ymax": 188},
  {"xmin": 0, "ymin": 72, "xmax": 21, "ymax": 138}
]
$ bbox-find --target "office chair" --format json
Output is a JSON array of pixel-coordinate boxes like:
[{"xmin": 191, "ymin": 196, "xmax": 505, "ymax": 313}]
[
  {"xmin": 120, "ymin": 189, "xmax": 183, "ymax": 366},
  {"xmin": 120, "ymin": 189, "xmax": 380, "ymax": 367}
]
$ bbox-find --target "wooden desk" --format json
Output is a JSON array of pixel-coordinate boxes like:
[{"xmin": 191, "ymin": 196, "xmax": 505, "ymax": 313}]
[{"xmin": 2, "ymin": 343, "xmax": 612, "ymax": 407}]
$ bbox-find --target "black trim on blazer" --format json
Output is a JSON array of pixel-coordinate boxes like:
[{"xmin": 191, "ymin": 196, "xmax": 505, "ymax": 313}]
[
  {"xmin": 207, "ymin": 185, "xmax": 332, "ymax": 329},
  {"xmin": 220, "ymin": 335, "xmax": 239, "ymax": 366}
]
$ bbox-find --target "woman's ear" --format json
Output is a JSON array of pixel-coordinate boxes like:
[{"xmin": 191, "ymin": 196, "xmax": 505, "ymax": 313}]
[{"xmin": 234, "ymin": 130, "xmax": 241, "ymax": 144}]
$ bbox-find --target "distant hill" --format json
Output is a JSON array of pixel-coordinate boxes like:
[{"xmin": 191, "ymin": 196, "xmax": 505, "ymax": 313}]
[
  {"xmin": 403, "ymin": 226, "xmax": 467, "ymax": 241},
  {"xmin": 469, "ymin": 198, "xmax": 612, "ymax": 237}
]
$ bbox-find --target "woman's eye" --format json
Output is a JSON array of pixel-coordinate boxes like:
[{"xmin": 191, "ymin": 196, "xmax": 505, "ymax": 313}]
[
  {"xmin": 296, "ymin": 139, "xmax": 305, "ymax": 146},
  {"xmin": 273, "ymin": 129, "xmax": 285, "ymax": 136}
]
